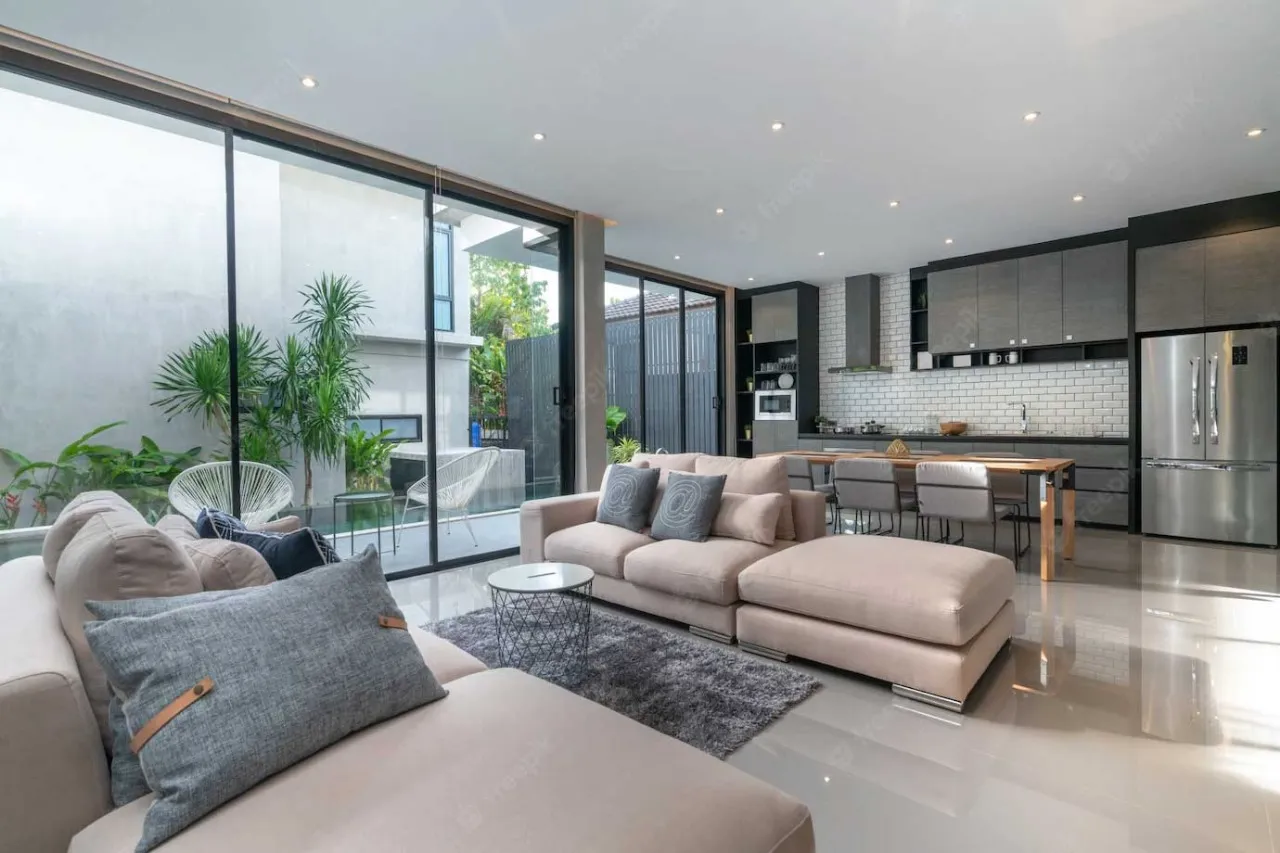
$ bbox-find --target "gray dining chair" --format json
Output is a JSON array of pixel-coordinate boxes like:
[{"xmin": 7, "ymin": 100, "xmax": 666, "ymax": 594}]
[
  {"xmin": 895, "ymin": 448, "xmax": 942, "ymax": 505},
  {"xmin": 784, "ymin": 455, "xmax": 837, "ymax": 527},
  {"xmin": 965, "ymin": 450, "xmax": 1031, "ymax": 555},
  {"xmin": 914, "ymin": 461, "xmax": 1022, "ymax": 560},
  {"xmin": 833, "ymin": 458, "xmax": 914, "ymax": 536}
]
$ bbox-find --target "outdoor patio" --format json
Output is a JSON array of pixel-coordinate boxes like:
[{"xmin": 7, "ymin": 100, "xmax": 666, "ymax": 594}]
[{"xmin": 332, "ymin": 508, "xmax": 520, "ymax": 575}]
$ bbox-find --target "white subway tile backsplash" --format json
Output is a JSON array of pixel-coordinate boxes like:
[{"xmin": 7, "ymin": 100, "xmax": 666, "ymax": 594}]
[{"xmin": 818, "ymin": 272, "xmax": 1129, "ymax": 435}]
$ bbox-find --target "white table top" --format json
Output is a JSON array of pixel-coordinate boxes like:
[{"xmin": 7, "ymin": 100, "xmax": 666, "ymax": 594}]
[{"xmin": 487, "ymin": 562, "xmax": 595, "ymax": 593}]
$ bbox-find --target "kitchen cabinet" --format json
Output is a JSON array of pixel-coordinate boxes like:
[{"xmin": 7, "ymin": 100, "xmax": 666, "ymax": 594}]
[
  {"xmin": 751, "ymin": 291, "xmax": 798, "ymax": 342},
  {"xmin": 752, "ymin": 421, "xmax": 797, "ymax": 454},
  {"xmin": 1017, "ymin": 253, "xmax": 1063, "ymax": 346},
  {"xmin": 927, "ymin": 267, "xmax": 978, "ymax": 354},
  {"xmin": 977, "ymin": 260, "xmax": 1020, "ymax": 350},
  {"xmin": 1135, "ymin": 239, "xmax": 1204, "ymax": 332},
  {"xmin": 1062, "ymin": 241, "xmax": 1128, "ymax": 343},
  {"xmin": 1205, "ymin": 226, "xmax": 1280, "ymax": 326}
]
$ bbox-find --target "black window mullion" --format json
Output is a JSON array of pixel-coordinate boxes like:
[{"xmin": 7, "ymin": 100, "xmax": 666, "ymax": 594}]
[
  {"xmin": 678, "ymin": 288, "xmax": 688, "ymax": 453},
  {"xmin": 224, "ymin": 129, "xmax": 242, "ymax": 517},
  {"xmin": 638, "ymin": 280, "xmax": 647, "ymax": 451},
  {"xmin": 423, "ymin": 193, "xmax": 439, "ymax": 566}
]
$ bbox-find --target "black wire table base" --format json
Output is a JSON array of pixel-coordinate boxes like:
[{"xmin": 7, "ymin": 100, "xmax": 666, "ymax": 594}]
[{"xmin": 490, "ymin": 580, "xmax": 593, "ymax": 685}]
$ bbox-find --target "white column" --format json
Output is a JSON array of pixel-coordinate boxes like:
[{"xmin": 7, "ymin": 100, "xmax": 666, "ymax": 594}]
[{"xmin": 574, "ymin": 213, "xmax": 607, "ymax": 492}]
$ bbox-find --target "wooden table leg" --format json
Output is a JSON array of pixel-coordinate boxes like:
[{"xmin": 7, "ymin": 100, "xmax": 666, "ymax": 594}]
[
  {"xmin": 1062, "ymin": 479, "xmax": 1076, "ymax": 561},
  {"xmin": 1039, "ymin": 474, "xmax": 1056, "ymax": 582}
]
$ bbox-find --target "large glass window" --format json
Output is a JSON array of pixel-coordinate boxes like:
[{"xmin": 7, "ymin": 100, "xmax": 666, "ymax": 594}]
[
  {"xmin": 0, "ymin": 71, "xmax": 227, "ymax": 560},
  {"xmin": 433, "ymin": 224, "xmax": 453, "ymax": 332}
]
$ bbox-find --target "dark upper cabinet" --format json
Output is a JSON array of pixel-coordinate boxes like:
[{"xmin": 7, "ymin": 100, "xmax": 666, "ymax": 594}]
[
  {"xmin": 1135, "ymin": 239, "xmax": 1205, "ymax": 332},
  {"xmin": 1017, "ymin": 253, "xmax": 1063, "ymax": 346},
  {"xmin": 977, "ymin": 260, "xmax": 1020, "ymax": 349},
  {"xmin": 927, "ymin": 266, "xmax": 978, "ymax": 354},
  {"xmin": 1205, "ymin": 226, "xmax": 1280, "ymax": 326},
  {"xmin": 751, "ymin": 290, "xmax": 798, "ymax": 342},
  {"xmin": 1062, "ymin": 241, "xmax": 1128, "ymax": 343}
]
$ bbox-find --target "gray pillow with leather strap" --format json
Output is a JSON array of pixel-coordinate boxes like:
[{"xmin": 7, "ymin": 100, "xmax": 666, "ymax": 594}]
[{"xmin": 83, "ymin": 546, "xmax": 446, "ymax": 852}]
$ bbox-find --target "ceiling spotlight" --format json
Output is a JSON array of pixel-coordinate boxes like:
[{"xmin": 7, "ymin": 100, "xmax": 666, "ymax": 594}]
[
  {"xmin": 673, "ymin": 255, "xmax": 681, "ymax": 260},
  {"xmin": 823, "ymin": 776, "xmax": 831, "ymax": 783},
  {"xmin": 532, "ymin": 132, "xmax": 545, "ymax": 141},
  {"xmin": 1072, "ymin": 194, "xmax": 1085, "ymax": 202},
  {"xmin": 771, "ymin": 121, "xmax": 785, "ymax": 132},
  {"xmin": 945, "ymin": 238, "xmax": 954, "ymax": 245},
  {"xmin": 1247, "ymin": 128, "xmax": 1265, "ymax": 138},
  {"xmin": 747, "ymin": 277, "xmax": 755, "ymax": 282},
  {"xmin": 300, "ymin": 76, "xmax": 318, "ymax": 89},
  {"xmin": 817, "ymin": 251, "xmax": 825, "ymax": 257},
  {"xmin": 715, "ymin": 207, "xmax": 725, "ymax": 215},
  {"xmin": 1023, "ymin": 111, "xmax": 1040, "ymax": 122},
  {"xmin": 889, "ymin": 200, "xmax": 900, "ymax": 208}
]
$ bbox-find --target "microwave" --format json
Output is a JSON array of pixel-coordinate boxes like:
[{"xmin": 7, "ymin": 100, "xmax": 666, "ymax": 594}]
[{"xmin": 754, "ymin": 389, "xmax": 796, "ymax": 420}]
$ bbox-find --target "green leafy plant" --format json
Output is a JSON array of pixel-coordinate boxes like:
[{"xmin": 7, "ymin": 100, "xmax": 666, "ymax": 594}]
[
  {"xmin": 344, "ymin": 425, "xmax": 395, "ymax": 491},
  {"xmin": 1, "ymin": 422, "xmax": 202, "ymax": 526},
  {"xmin": 605, "ymin": 405, "xmax": 628, "ymax": 438},
  {"xmin": 607, "ymin": 436, "xmax": 641, "ymax": 464},
  {"xmin": 153, "ymin": 273, "xmax": 374, "ymax": 506}
]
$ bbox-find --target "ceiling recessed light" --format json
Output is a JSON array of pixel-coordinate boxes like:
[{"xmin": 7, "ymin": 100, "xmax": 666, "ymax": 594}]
[
  {"xmin": 1247, "ymin": 128, "xmax": 1265, "ymax": 138},
  {"xmin": 889, "ymin": 200, "xmax": 900, "ymax": 208},
  {"xmin": 823, "ymin": 776, "xmax": 831, "ymax": 783},
  {"xmin": 747, "ymin": 277, "xmax": 755, "ymax": 282},
  {"xmin": 1072, "ymin": 194, "xmax": 1085, "ymax": 202},
  {"xmin": 300, "ymin": 75, "xmax": 318, "ymax": 89},
  {"xmin": 945, "ymin": 238, "xmax": 954, "ymax": 245},
  {"xmin": 771, "ymin": 121, "xmax": 785, "ymax": 132},
  {"xmin": 715, "ymin": 207, "xmax": 725, "ymax": 215},
  {"xmin": 532, "ymin": 132, "xmax": 545, "ymax": 141},
  {"xmin": 817, "ymin": 251, "xmax": 825, "ymax": 257},
  {"xmin": 673, "ymin": 255, "xmax": 681, "ymax": 260},
  {"xmin": 1023, "ymin": 111, "xmax": 1040, "ymax": 122}
]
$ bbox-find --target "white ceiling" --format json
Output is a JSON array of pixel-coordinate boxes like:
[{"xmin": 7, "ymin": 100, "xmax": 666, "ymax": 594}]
[{"xmin": 3, "ymin": 0, "xmax": 1277, "ymax": 287}]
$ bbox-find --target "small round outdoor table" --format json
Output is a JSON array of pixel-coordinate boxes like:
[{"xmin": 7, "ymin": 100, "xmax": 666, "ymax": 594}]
[
  {"xmin": 331, "ymin": 491, "xmax": 398, "ymax": 557},
  {"xmin": 487, "ymin": 562, "xmax": 594, "ymax": 684}
]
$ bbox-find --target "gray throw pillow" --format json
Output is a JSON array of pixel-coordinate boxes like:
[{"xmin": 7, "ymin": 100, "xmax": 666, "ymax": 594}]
[
  {"xmin": 651, "ymin": 471, "xmax": 727, "ymax": 542},
  {"xmin": 596, "ymin": 464, "xmax": 660, "ymax": 532},
  {"xmin": 83, "ymin": 546, "xmax": 446, "ymax": 852},
  {"xmin": 102, "ymin": 587, "xmax": 252, "ymax": 807}
]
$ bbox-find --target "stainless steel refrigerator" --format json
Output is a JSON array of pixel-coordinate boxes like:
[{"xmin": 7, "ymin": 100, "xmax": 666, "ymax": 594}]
[{"xmin": 1141, "ymin": 328, "xmax": 1278, "ymax": 546}]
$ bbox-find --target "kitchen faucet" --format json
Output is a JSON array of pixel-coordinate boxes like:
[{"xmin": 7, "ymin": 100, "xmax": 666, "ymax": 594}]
[{"xmin": 1010, "ymin": 402, "xmax": 1028, "ymax": 434}]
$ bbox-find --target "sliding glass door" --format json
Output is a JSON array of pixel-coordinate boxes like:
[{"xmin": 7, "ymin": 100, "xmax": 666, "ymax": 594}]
[
  {"xmin": 0, "ymin": 63, "xmax": 575, "ymax": 578},
  {"xmin": 603, "ymin": 266, "xmax": 724, "ymax": 458}
]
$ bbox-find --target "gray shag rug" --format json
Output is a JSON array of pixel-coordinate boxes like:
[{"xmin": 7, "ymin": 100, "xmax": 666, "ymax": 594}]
[{"xmin": 430, "ymin": 606, "xmax": 820, "ymax": 759}]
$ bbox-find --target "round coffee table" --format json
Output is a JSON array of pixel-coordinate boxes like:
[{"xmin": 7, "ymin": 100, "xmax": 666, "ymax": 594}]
[{"xmin": 488, "ymin": 562, "xmax": 594, "ymax": 684}]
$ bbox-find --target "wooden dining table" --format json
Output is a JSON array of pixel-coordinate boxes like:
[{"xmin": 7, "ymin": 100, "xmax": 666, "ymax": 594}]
[{"xmin": 762, "ymin": 450, "xmax": 1077, "ymax": 581}]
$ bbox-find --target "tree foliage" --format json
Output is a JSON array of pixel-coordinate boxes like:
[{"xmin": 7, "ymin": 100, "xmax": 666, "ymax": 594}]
[{"xmin": 468, "ymin": 255, "xmax": 551, "ymax": 419}]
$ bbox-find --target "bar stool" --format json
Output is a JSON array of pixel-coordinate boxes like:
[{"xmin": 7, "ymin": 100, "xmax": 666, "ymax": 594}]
[
  {"xmin": 914, "ymin": 461, "xmax": 1023, "ymax": 560},
  {"xmin": 832, "ymin": 458, "xmax": 914, "ymax": 536}
]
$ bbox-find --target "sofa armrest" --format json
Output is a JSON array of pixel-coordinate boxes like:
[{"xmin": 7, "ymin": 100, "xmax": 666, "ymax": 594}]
[
  {"xmin": 519, "ymin": 492, "xmax": 601, "ymax": 562},
  {"xmin": 790, "ymin": 490, "xmax": 828, "ymax": 542},
  {"xmin": 0, "ymin": 557, "xmax": 111, "ymax": 853}
]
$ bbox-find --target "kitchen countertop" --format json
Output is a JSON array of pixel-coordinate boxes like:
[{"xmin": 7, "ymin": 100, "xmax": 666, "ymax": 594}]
[{"xmin": 800, "ymin": 432, "xmax": 1129, "ymax": 445}]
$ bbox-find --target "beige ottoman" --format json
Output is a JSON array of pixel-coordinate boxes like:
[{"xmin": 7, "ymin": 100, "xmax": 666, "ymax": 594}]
[{"xmin": 736, "ymin": 536, "xmax": 1015, "ymax": 712}]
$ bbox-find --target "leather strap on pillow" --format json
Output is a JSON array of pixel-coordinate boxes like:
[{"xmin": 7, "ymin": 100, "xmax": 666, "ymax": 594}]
[
  {"xmin": 131, "ymin": 678, "xmax": 214, "ymax": 754},
  {"xmin": 378, "ymin": 615, "xmax": 407, "ymax": 630}
]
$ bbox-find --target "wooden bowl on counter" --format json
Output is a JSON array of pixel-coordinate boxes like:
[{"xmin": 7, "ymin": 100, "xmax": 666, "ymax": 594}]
[{"xmin": 939, "ymin": 421, "xmax": 968, "ymax": 436}]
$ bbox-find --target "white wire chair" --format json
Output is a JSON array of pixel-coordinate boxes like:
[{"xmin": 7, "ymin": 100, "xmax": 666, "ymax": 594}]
[
  {"xmin": 401, "ymin": 447, "xmax": 500, "ymax": 546},
  {"xmin": 167, "ymin": 461, "xmax": 295, "ymax": 528}
]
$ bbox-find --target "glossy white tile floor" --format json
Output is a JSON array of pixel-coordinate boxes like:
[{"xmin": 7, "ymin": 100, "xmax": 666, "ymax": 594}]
[{"xmin": 391, "ymin": 529, "xmax": 1280, "ymax": 853}]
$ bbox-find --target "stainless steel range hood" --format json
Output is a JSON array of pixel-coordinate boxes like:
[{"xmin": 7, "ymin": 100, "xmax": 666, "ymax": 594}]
[{"xmin": 827, "ymin": 273, "xmax": 893, "ymax": 373}]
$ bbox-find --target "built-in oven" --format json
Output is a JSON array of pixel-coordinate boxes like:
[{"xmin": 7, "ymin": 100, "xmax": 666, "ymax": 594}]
[{"xmin": 754, "ymin": 389, "xmax": 796, "ymax": 421}]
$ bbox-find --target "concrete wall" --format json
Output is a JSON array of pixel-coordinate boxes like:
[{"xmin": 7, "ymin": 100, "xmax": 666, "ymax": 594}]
[
  {"xmin": 0, "ymin": 83, "xmax": 474, "ymax": 512},
  {"xmin": 818, "ymin": 272, "xmax": 1129, "ymax": 435}
]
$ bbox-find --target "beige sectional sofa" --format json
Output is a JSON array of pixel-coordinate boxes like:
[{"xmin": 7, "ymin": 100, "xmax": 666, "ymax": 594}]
[
  {"xmin": 520, "ymin": 453, "xmax": 827, "ymax": 640},
  {"xmin": 1, "ymin": 491, "xmax": 814, "ymax": 853}
]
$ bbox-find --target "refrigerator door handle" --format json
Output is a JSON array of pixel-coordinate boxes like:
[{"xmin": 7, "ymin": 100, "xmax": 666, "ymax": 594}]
[
  {"xmin": 1208, "ymin": 354, "xmax": 1219, "ymax": 445},
  {"xmin": 1190, "ymin": 357, "xmax": 1201, "ymax": 444},
  {"xmin": 1144, "ymin": 459, "xmax": 1271, "ymax": 473}
]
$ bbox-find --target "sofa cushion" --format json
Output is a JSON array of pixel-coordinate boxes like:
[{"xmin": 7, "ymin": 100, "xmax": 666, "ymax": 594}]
[
  {"xmin": 632, "ymin": 452, "xmax": 703, "ymax": 485},
  {"xmin": 154, "ymin": 515, "xmax": 198, "ymax": 544},
  {"xmin": 408, "ymin": 627, "xmax": 488, "ymax": 684},
  {"xmin": 712, "ymin": 492, "xmax": 786, "ymax": 545},
  {"xmin": 624, "ymin": 537, "xmax": 779, "ymax": 606},
  {"xmin": 651, "ymin": 471, "xmax": 726, "ymax": 543},
  {"xmin": 42, "ymin": 491, "xmax": 140, "ymax": 580},
  {"xmin": 181, "ymin": 539, "xmax": 275, "ymax": 591},
  {"xmin": 55, "ymin": 508, "xmax": 203, "ymax": 746},
  {"xmin": 83, "ymin": 546, "xmax": 447, "ymax": 853},
  {"xmin": 737, "ymin": 536, "xmax": 1015, "ymax": 646},
  {"xmin": 694, "ymin": 456, "xmax": 796, "ymax": 540},
  {"xmin": 69, "ymin": 669, "xmax": 814, "ymax": 853},
  {"xmin": 543, "ymin": 521, "xmax": 653, "ymax": 579},
  {"xmin": 596, "ymin": 464, "xmax": 660, "ymax": 532}
]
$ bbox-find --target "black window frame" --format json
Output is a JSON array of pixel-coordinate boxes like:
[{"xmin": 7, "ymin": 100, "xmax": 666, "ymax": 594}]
[
  {"xmin": 347, "ymin": 414, "xmax": 424, "ymax": 443},
  {"xmin": 433, "ymin": 223, "xmax": 453, "ymax": 332}
]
